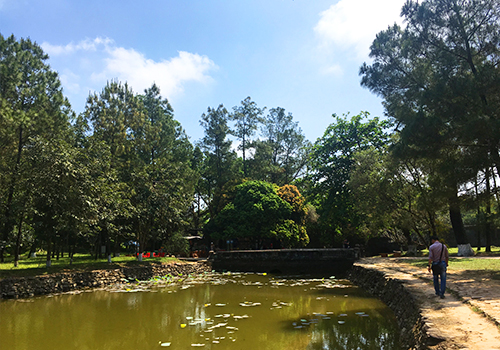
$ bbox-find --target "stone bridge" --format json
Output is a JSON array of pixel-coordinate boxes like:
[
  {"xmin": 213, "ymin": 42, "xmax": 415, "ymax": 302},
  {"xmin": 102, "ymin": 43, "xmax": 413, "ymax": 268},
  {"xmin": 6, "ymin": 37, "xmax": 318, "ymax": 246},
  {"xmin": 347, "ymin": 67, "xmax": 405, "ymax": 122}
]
[{"xmin": 208, "ymin": 248, "xmax": 358, "ymax": 275}]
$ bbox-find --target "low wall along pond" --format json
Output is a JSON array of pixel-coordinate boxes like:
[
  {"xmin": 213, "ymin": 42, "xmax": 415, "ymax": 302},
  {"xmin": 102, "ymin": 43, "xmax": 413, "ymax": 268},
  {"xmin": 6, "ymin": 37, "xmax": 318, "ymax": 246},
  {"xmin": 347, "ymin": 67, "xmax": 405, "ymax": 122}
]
[{"xmin": 0, "ymin": 262, "xmax": 210, "ymax": 299}]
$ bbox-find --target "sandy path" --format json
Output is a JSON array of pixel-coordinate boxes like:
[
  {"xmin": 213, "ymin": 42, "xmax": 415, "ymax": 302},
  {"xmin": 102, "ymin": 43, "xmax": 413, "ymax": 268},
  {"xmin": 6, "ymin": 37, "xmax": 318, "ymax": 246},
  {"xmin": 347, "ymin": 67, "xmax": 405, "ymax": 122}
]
[{"xmin": 356, "ymin": 258, "xmax": 500, "ymax": 349}]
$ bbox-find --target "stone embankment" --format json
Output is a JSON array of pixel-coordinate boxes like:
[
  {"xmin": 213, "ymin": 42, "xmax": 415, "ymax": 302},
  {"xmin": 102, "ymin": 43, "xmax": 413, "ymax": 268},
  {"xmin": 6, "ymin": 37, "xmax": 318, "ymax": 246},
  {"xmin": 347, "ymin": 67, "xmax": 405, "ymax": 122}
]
[
  {"xmin": 0, "ymin": 261, "xmax": 211, "ymax": 299},
  {"xmin": 210, "ymin": 248, "xmax": 357, "ymax": 274},
  {"xmin": 349, "ymin": 264, "xmax": 427, "ymax": 350}
]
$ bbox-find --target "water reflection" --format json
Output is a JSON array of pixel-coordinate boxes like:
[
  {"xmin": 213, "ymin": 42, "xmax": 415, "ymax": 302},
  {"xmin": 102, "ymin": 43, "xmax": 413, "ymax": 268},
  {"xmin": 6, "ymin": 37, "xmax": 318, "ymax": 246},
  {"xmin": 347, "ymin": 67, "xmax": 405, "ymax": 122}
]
[{"xmin": 0, "ymin": 273, "xmax": 401, "ymax": 350}]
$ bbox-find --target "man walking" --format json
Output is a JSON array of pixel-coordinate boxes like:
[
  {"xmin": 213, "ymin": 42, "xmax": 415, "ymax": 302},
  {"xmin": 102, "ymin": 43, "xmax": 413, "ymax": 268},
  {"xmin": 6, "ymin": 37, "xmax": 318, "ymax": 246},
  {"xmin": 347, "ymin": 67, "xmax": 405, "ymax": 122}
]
[{"xmin": 427, "ymin": 236, "xmax": 449, "ymax": 299}]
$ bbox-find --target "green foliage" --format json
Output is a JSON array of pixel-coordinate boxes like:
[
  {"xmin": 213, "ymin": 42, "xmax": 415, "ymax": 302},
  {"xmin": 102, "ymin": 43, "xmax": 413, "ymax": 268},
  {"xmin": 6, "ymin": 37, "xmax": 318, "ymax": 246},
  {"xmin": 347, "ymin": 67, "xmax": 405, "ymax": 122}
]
[
  {"xmin": 360, "ymin": 0, "xmax": 500, "ymax": 247},
  {"xmin": 212, "ymin": 181, "xmax": 290, "ymax": 239},
  {"xmin": 306, "ymin": 112, "xmax": 390, "ymax": 244},
  {"xmin": 349, "ymin": 143, "xmax": 448, "ymax": 246},
  {"xmin": 251, "ymin": 107, "xmax": 310, "ymax": 185},
  {"xmin": 27, "ymin": 137, "xmax": 94, "ymax": 258},
  {"xmin": 163, "ymin": 232, "xmax": 189, "ymax": 256},
  {"xmin": 82, "ymin": 81, "xmax": 196, "ymax": 256},
  {"xmin": 209, "ymin": 180, "xmax": 308, "ymax": 247},
  {"xmin": 133, "ymin": 84, "xmax": 196, "ymax": 250},
  {"xmin": 272, "ymin": 219, "xmax": 309, "ymax": 248},
  {"xmin": 230, "ymin": 97, "xmax": 264, "ymax": 177},
  {"xmin": 198, "ymin": 105, "xmax": 239, "ymax": 219},
  {"xmin": 0, "ymin": 34, "xmax": 73, "ymax": 263}
]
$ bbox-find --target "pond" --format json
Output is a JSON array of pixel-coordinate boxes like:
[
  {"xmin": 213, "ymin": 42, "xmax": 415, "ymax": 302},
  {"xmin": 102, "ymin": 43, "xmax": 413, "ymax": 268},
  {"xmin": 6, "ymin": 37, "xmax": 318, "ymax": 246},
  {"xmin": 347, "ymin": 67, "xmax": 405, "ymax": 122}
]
[{"xmin": 0, "ymin": 273, "xmax": 401, "ymax": 350}]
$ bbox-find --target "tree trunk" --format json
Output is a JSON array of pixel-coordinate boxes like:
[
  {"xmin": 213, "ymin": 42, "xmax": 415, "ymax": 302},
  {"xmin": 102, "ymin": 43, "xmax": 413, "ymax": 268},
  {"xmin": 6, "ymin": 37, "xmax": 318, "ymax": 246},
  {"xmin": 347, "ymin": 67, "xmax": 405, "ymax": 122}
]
[
  {"xmin": 485, "ymin": 168, "xmax": 492, "ymax": 252},
  {"xmin": 476, "ymin": 209, "xmax": 482, "ymax": 251},
  {"xmin": 448, "ymin": 193, "xmax": 468, "ymax": 245},
  {"xmin": 104, "ymin": 227, "xmax": 111, "ymax": 263},
  {"xmin": 411, "ymin": 224, "xmax": 428, "ymax": 248},
  {"xmin": 474, "ymin": 177, "xmax": 482, "ymax": 251},
  {"xmin": 241, "ymin": 136, "xmax": 246, "ymax": 177},
  {"xmin": 1, "ymin": 126, "xmax": 24, "ymax": 263},
  {"xmin": 402, "ymin": 228, "xmax": 412, "ymax": 245},
  {"xmin": 28, "ymin": 240, "xmax": 37, "ymax": 258},
  {"xmin": 13, "ymin": 216, "xmax": 23, "ymax": 267},
  {"xmin": 46, "ymin": 239, "xmax": 52, "ymax": 268},
  {"xmin": 427, "ymin": 210, "xmax": 437, "ymax": 237},
  {"xmin": 94, "ymin": 235, "xmax": 99, "ymax": 260}
]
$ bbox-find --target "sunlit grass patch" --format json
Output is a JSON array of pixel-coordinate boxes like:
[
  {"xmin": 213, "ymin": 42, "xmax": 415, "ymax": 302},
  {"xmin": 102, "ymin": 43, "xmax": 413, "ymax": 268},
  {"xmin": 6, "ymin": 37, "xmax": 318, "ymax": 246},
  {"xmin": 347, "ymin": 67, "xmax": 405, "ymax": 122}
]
[
  {"xmin": 447, "ymin": 257, "xmax": 500, "ymax": 272},
  {"xmin": 0, "ymin": 253, "xmax": 178, "ymax": 279},
  {"xmin": 418, "ymin": 246, "xmax": 500, "ymax": 257},
  {"xmin": 406, "ymin": 256, "xmax": 500, "ymax": 273}
]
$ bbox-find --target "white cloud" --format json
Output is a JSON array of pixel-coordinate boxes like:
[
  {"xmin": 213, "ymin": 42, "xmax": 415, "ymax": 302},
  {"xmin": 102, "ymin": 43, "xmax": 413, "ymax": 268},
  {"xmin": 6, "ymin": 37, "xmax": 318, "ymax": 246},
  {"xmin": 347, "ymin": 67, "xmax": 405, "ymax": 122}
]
[
  {"xmin": 94, "ymin": 47, "xmax": 217, "ymax": 96},
  {"xmin": 315, "ymin": 0, "xmax": 405, "ymax": 59},
  {"xmin": 41, "ymin": 37, "xmax": 217, "ymax": 107},
  {"xmin": 42, "ymin": 37, "xmax": 113, "ymax": 56}
]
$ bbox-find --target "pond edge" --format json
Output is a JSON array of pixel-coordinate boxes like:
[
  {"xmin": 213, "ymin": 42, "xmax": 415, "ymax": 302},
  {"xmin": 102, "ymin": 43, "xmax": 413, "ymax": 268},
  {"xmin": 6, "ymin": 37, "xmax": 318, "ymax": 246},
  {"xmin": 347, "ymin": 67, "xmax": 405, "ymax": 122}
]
[
  {"xmin": 349, "ymin": 264, "xmax": 428, "ymax": 350},
  {"xmin": 0, "ymin": 261, "xmax": 211, "ymax": 299}
]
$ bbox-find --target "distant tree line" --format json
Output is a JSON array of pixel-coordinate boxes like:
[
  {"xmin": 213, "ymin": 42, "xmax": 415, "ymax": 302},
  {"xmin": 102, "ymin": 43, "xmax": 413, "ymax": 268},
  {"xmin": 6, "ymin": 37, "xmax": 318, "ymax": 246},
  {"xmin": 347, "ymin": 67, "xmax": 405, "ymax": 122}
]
[{"xmin": 1, "ymin": 0, "xmax": 499, "ymax": 266}]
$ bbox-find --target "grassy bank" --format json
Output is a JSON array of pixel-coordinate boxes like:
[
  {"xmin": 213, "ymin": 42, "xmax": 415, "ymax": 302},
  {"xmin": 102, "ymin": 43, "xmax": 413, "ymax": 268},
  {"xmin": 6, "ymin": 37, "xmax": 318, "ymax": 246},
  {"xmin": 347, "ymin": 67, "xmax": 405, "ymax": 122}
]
[
  {"xmin": 422, "ymin": 246, "xmax": 500, "ymax": 257},
  {"xmin": 407, "ymin": 257, "xmax": 500, "ymax": 271},
  {"xmin": 406, "ymin": 253, "xmax": 500, "ymax": 281},
  {"xmin": 0, "ymin": 253, "xmax": 178, "ymax": 279}
]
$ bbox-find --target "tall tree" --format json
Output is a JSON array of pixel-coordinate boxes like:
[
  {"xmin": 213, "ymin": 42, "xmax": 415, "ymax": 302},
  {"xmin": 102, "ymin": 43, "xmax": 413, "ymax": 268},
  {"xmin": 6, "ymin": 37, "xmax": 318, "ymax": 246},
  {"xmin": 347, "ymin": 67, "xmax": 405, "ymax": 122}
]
[
  {"xmin": 27, "ymin": 137, "xmax": 90, "ymax": 267},
  {"xmin": 83, "ymin": 81, "xmax": 144, "ymax": 259},
  {"xmin": 83, "ymin": 82, "xmax": 196, "ymax": 259},
  {"xmin": 306, "ymin": 113, "xmax": 390, "ymax": 243},
  {"xmin": 254, "ymin": 107, "xmax": 309, "ymax": 185},
  {"xmin": 350, "ymin": 143, "xmax": 447, "ymax": 247},
  {"xmin": 135, "ymin": 84, "xmax": 196, "ymax": 254},
  {"xmin": 0, "ymin": 34, "xmax": 72, "ymax": 262},
  {"xmin": 190, "ymin": 146, "xmax": 205, "ymax": 231},
  {"xmin": 230, "ymin": 97, "xmax": 264, "ymax": 177},
  {"xmin": 199, "ymin": 105, "xmax": 238, "ymax": 219},
  {"xmin": 360, "ymin": 0, "xmax": 500, "ymax": 252}
]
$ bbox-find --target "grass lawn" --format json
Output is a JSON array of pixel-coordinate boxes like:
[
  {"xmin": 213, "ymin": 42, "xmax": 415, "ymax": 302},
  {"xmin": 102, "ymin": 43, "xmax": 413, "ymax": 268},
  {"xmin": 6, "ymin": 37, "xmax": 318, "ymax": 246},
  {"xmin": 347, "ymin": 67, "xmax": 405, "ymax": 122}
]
[
  {"xmin": 407, "ymin": 257, "xmax": 500, "ymax": 271},
  {"xmin": 405, "ymin": 250, "xmax": 500, "ymax": 281},
  {"xmin": 0, "ymin": 253, "xmax": 178, "ymax": 279},
  {"xmin": 417, "ymin": 245, "xmax": 500, "ymax": 257}
]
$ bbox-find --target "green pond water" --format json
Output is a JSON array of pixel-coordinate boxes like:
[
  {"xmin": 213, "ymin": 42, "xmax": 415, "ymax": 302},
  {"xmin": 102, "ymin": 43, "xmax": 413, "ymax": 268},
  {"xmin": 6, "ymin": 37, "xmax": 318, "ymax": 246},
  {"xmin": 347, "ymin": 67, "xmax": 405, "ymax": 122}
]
[{"xmin": 0, "ymin": 273, "xmax": 401, "ymax": 350}]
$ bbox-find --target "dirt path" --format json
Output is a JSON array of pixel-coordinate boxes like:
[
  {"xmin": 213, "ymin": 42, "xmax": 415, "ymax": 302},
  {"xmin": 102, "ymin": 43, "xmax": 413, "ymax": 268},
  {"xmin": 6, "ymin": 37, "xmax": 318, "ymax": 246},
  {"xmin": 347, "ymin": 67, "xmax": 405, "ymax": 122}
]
[{"xmin": 355, "ymin": 257, "xmax": 500, "ymax": 349}]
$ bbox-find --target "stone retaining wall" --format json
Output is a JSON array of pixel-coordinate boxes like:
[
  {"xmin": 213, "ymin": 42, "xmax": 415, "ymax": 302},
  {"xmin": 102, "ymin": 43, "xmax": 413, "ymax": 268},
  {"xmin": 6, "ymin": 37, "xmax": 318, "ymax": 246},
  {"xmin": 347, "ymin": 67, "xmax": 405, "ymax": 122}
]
[
  {"xmin": 349, "ymin": 265, "xmax": 427, "ymax": 350},
  {"xmin": 210, "ymin": 248, "xmax": 357, "ymax": 274},
  {"xmin": 0, "ymin": 261, "xmax": 211, "ymax": 299}
]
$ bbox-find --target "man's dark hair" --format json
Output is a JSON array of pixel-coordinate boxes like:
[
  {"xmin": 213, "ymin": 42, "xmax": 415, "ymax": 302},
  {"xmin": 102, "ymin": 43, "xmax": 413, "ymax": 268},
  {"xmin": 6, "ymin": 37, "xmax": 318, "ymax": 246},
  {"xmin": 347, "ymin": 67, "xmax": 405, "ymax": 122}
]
[{"xmin": 431, "ymin": 235, "xmax": 439, "ymax": 241}]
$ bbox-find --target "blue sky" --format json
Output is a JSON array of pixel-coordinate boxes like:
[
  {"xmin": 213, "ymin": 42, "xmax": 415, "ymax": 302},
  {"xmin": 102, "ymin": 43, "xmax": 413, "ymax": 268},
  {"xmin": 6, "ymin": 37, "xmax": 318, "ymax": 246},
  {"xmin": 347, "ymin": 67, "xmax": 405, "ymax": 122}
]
[{"xmin": 0, "ymin": 0, "xmax": 406, "ymax": 143}]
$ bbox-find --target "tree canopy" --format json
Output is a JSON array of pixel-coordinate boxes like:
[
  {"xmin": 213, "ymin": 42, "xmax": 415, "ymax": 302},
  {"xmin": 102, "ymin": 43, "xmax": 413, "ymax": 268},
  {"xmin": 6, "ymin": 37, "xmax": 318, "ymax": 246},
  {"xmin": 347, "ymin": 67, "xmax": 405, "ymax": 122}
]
[
  {"xmin": 360, "ymin": 0, "xmax": 500, "ymax": 250},
  {"xmin": 209, "ymin": 180, "xmax": 309, "ymax": 248},
  {"xmin": 305, "ymin": 113, "xmax": 390, "ymax": 245},
  {"xmin": 2, "ymin": 7, "xmax": 500, "ymax": 265}
]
